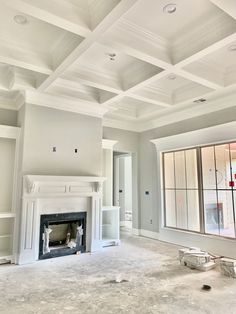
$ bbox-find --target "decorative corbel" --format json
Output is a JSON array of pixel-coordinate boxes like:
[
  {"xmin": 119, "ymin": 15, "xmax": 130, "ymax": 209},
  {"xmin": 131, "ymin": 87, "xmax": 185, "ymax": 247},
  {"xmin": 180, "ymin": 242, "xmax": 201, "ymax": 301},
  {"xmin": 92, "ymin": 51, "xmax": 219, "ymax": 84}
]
[{"xmin": 25, "ymin": 176, "xmax": 36, "ymax": 194}]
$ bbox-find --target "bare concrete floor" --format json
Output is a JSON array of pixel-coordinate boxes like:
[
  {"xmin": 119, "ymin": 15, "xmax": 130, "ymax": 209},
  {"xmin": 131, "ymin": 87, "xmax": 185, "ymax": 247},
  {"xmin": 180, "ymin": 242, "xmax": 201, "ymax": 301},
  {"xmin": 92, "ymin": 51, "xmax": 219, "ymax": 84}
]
[{"xmin": 0, "ymin": 230, "xmax": 236, "ymax": 314}]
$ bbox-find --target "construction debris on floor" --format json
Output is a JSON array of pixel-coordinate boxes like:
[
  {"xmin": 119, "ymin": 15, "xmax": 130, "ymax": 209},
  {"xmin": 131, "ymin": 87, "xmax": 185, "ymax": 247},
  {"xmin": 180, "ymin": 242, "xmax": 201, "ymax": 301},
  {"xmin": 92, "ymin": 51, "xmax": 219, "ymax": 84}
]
[
  {"xmin": 220, "ymin": 258, "xmax": 236, "ymax": 278},
  {"xmin": 179, "ymin": 247, "xmax": 216, "ymax": 271},
  {"xmin": 179, "ymin": 247, "xmax": 236, "ymax": 278},
  {"xmin": 201, "ymin": 284, "xmax": 212, "ymax": 291}
]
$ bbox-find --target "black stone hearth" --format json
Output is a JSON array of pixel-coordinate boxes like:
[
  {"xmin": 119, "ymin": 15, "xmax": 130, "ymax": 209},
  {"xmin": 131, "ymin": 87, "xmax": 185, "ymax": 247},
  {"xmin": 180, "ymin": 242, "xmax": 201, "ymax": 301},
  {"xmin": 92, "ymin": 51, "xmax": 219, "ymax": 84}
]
[{"xmin": 39, "ymin": 212, "xmax": 86, "ymax": 260}]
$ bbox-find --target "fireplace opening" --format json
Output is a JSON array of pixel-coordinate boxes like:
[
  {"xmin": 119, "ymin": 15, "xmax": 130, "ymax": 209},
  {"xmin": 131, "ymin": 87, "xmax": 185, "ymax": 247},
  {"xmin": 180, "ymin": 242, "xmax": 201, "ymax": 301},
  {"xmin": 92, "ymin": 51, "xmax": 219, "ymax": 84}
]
[{"xmin": 39, "ymin": 212, "xmax": 86, "ymax": 260}]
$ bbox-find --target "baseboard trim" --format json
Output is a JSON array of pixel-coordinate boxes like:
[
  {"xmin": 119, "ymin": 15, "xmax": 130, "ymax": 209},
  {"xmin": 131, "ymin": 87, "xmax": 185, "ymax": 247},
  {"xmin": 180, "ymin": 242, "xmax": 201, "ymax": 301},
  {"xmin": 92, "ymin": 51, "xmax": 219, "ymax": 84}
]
[
  {"xmin": 140, "ymin": 229, "xmax": 160, "ymax": 240},
  {"xmin": 132, "ymin": 228, "xmax": 160, "ymax": 240},
  {"xmin": 132, "ymin": 228, "xmax": 140, "ymax": 236}
]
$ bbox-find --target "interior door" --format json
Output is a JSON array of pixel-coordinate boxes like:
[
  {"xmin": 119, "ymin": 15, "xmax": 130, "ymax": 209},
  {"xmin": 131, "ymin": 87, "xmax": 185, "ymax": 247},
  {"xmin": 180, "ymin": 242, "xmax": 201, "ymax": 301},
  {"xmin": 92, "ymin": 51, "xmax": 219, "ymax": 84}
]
[
  {"xmin": 114, "ymin": 156, "xmax": 125, "ymax": 223},
  {"xmin": 114, "ymin": 155, "xmax": 120, "ymax": 207}
]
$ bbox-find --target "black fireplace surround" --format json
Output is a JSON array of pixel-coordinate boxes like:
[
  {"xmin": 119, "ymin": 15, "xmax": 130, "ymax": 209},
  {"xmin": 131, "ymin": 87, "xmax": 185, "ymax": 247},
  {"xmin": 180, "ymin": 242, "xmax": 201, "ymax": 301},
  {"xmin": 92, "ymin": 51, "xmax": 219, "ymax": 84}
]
[{"xmin": 39, "ymin": 212, "xmax": 86, "ymax": 260}]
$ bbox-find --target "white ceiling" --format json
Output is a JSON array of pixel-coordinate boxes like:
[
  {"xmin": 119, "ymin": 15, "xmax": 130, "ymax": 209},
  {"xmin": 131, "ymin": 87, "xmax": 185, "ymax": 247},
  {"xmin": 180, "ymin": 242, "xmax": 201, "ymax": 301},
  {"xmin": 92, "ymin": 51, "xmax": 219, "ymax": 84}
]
[{"xmin": 0, "ymin": 0, "xmax": 236, "ymax": 131}]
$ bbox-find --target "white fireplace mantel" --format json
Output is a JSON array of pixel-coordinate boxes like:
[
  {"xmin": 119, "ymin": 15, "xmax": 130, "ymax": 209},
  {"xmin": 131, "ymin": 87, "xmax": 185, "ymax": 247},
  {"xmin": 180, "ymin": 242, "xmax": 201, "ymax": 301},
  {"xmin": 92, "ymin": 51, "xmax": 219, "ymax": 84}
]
[{"xmin": 18, "ymin": 175, "xmax": 106, "ymax": 264}]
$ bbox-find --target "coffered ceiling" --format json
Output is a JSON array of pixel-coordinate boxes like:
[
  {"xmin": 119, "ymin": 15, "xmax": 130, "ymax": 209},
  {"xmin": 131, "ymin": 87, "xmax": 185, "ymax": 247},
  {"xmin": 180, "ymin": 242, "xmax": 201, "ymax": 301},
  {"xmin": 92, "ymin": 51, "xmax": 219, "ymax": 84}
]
[{"xmin": 0, "ymin": 0, "xmax": 236, "ymax": 131}]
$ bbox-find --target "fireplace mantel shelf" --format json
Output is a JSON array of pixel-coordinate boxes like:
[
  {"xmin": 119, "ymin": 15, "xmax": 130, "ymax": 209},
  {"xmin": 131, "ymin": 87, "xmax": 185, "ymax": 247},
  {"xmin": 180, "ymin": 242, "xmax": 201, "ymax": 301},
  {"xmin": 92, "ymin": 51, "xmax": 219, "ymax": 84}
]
[
  {"xmin": 24, "ymin": 175, "xmax": 106, "ymax": 197},
  {"xmin": 25, "ymin": 175, "xmax": 106, "ymax": 183}
]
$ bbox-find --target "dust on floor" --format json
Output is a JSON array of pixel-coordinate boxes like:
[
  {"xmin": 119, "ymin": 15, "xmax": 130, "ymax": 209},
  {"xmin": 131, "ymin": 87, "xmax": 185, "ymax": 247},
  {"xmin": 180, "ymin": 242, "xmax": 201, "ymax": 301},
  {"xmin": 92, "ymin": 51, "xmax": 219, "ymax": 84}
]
[{"xmin": 0, "ymin": 230, "xmax": 236, "ymax": 314}]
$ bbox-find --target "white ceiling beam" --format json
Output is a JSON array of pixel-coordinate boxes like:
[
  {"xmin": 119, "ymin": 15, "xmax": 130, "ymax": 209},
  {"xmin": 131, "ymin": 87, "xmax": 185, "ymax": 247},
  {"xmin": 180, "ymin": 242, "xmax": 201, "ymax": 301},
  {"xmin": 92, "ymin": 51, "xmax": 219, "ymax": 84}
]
[
  {"xmin": 102, "ymin": 93, "xmax": 125, "ymax": 107},
  {"xmin": 100, "ymin": 39, "xmax": 171, "ymax": 70},
  {"xmin": 126, "ymin": 93, "xmax": 171, "ymax": 108},
  {"xmin": 126, "ymin": 70, "xmax": 170, "ymax": 94},
  {"xmin": 0, "ymin": 40, "xmax": 52, "ymax": 75},
  {"xmin": 25, "ymin": 91, "xmax": 109, "ymax": 118},
  {"xmin": 176, "ymin": 69, "xmax": 221, "ymax": 90},
  {"xmin": 175, "ymin": 33, "xmax": 236, "ymax": 68},
  {"xmin": 102, "ymin": 31, "xmax": 236, "ymax": 96},
  {"xmin": 101, "ymin": 70, "xmax": 170, "ymax": 107},
  {"xmin": 43, "ymin": 28, "xmax": 236, "ymax": 115},
  {"xmin": 37, "ymin": 0, "xmax": 139, "ymax": 92},
  {"xmin": 209, "ymin": 0, "xmax": 236, "ymax": 20},
  {"xmin": 61, "ymin": 72, "xmax": 122, "ymax": 94},
  {"xmin": 103, "ymin": 33, "xmax": 236, "ymax": 110},
  {"xmin": 2, "ymin": 0, "xmax": 91, "ymax": 38}
]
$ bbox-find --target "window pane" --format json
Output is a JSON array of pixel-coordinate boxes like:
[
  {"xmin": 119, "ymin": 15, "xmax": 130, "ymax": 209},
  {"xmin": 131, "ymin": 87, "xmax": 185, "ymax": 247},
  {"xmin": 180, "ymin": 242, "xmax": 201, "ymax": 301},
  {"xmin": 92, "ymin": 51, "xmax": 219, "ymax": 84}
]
[
  {"xmin": 187, "ymin": 190, "xmax": 200, "ymax": 232},
  {"xmin": 165, "ymin": 190, "xmax": 176, "ymax": 227},
  {"xmin": 175, "ymin": 151, "xmax": 186, "ymax": 189},
  {"xmin": 215, "ymin": 144, "xmax": 231, "ymax": 190},
  {"xmin": 201, "ymin": 146, "xmax": 216, "ymax": 189},
  {"xmin": 204, "ymin": 190, "xmax": 219, "ymax": 235},
  {"xmin": 218, "ymin": 190, "xmax": 235, "ymax": 238},
  {"xmin": 186, "ymin": 149, "xmax": 198, "ymax": 189},
  {"xmin": 164, "ymin": 153, "xmax": 175, "ymax": 188},
  {"xmin": 230, "ymin": 143, "xmax": 236, "ymax": 189},
  {"xmin": 176, "ymin": 190, "xmax": 187, "ymax": 229}
]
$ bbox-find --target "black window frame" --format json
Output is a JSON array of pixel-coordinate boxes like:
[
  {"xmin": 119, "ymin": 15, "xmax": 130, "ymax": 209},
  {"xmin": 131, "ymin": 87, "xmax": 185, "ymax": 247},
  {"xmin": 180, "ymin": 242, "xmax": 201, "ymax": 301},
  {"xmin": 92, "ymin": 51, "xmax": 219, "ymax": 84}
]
[{"xmin": 162, "ymin": 140, "xmax": 236, "ymax": 240}]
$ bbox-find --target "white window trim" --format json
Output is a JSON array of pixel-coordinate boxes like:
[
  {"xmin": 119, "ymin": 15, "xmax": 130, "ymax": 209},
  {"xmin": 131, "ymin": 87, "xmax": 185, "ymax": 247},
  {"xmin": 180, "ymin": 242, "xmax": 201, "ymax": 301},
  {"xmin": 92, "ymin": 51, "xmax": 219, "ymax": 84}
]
[{"xmin": 151, "ymin": 121, "xmax": 236, "ymax": 258}]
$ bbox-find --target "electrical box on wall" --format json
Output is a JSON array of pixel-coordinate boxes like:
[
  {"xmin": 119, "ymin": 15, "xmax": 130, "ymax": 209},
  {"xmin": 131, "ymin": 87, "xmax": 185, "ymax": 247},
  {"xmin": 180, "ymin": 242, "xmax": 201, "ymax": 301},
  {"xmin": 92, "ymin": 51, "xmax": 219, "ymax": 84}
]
[{"xmin": 51, "ymin": 147, "xmax": 79, "ymax": 154}]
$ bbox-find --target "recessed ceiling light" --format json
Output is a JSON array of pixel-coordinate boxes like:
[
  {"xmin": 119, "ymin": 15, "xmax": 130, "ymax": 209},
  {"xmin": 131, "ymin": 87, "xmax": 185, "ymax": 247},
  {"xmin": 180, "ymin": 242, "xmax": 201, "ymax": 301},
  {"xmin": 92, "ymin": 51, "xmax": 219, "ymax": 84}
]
[
  {"xmin": 167, "ymin": 74, "xmax": 176, "ymax": 80},
  {"xmin": 163, "ymin": 3, "xmax": 177, "ymax": 14},
  {"xmin": 228, "ymin": 44, "xmax": 236, "ymax": 52},
  {"xmin": 14, "ymin": 15, "xmax": 28, "ymax": 25}
]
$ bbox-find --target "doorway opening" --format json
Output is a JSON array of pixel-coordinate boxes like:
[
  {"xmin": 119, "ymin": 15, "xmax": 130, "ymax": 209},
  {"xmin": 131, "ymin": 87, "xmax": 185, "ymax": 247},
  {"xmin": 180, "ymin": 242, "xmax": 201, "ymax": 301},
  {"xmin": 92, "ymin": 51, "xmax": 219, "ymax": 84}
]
[{"xmin": 114, "ymin": 153, "xmax": 133, "ymax": 229}]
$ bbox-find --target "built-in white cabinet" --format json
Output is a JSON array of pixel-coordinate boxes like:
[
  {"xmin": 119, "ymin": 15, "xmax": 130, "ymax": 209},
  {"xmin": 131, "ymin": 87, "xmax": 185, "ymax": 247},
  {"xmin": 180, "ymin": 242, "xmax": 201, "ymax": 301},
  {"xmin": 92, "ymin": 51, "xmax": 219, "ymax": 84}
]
[
  {"xmin": 0, "ymin": 125, "xmax": 20, "ymax": 264},
  {"xmin": 102, "ymin": 206, "xmax": 120, "ymax": 246},
  {"xmin": 102, "ymin": 139, "xmax": 120, "ymax": 246}
]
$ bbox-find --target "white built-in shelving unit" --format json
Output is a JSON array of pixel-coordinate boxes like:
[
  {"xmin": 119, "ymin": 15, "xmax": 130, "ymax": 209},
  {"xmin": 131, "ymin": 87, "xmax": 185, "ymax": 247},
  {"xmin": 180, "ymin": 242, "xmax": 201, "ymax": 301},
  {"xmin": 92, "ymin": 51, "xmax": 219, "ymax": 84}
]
[
  {"xmin": 102, "ymin": 206, "xmax": 120, "ymax": 246},
  {"xmin": 102, "ymin": 139, "xmax": 120, "ymax": 247},
  {"xmin": 0, "ymin": 125, "xmax": 20, "ymax": 263}
]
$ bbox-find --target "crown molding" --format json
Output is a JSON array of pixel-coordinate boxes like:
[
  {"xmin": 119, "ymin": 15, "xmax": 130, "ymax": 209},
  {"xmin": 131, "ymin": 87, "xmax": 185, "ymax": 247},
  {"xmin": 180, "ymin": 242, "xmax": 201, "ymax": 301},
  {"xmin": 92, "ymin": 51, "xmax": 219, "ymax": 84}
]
[
  {"xmin": 0, "ymin": 91, "xmax": 23, "ymax": 111},
  {"xmin": 102, "ymin": 139, "xmax": 118, "ymax": 149},
  {"xmin": 25, "ymin": 91, "xmax": 109, "ymax": 118},
  {"xmin": 103, "ymin": 91, "xmax": 236, "ymax": 132},
  {"xmin": 139, "ymin": 92, "xmax": 236, "ymax": 132},
  {"xmin": 15, "ymin": 91, "xmax": 25, "ymax": 110},
  {"xmin": 117, "ymin": 18, "xmax": 169, "ymax": 53},
  {"xmin": 0, "ymin": 96, "xmax": 18, "ymax": 111},
  {"xmin": 103, "ymin": 117, "xmax": 139, "ymax": 132}
]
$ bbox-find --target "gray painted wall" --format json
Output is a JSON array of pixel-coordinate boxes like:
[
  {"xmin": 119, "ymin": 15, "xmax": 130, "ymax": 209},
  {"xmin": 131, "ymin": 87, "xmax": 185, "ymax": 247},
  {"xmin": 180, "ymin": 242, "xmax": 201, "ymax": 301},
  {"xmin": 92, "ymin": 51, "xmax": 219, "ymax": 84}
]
[
  {"xmin": 19, "ymin": 104, "xmax": 103, "ymax": 176},
  {"xmin": 104, "ymin": 106, "xmax": 236, "ymax": 234},
  {"xmin": 0, "ymin": 108, "xmax": 17, "ymax": 126},
  {"xmin": 103, "ymin": 127, "xmax": 139, "ymax": 153},
  {"xmin": 3, "ymin": 102, "xmax": 236, "ymax": 246},
  {"xmin": 103, "ymin": 127, "xmax": 140, "ymax": 229}
]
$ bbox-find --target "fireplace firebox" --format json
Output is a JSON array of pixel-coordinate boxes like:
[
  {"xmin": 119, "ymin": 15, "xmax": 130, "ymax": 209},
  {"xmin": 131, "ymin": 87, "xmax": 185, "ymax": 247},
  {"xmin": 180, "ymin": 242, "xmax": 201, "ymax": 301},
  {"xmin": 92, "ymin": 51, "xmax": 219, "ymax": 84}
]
[{"xmin": 39, "ymin": 212, "xmax": 86, "ymax": 260}]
